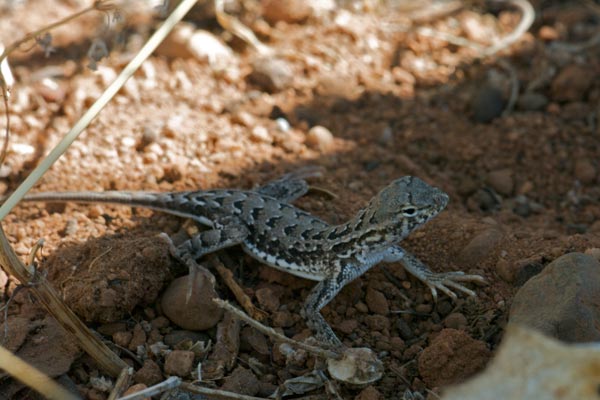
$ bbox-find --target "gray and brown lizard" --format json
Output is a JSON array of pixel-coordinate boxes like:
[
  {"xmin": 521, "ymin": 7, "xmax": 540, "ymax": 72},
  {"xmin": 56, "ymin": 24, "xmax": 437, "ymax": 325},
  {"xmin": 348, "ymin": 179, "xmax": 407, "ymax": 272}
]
[{"xmin": 17, "ymin": 173, "xmax": 484, "ymax": 347}]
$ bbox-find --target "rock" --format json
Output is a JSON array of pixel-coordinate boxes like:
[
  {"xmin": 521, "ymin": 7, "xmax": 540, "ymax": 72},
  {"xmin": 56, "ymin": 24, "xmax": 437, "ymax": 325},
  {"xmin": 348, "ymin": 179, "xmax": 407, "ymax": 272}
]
[
  {"xmin": 391, "ymin": 67, "xmax": 416, "ymax": 85},
  {"xmin": 261, "ymin": 0, "xmax": 312, "ymax": 23},
  {"xmin": 272, "ymin": 310, "xmax": 294, "ymax": 328},
  {"xmin": 133, "ymin": 360, "xmax": 163, "ymax": 386},
  {"xmin": 241, "ymin": 327, "xmax": 270, "ymax": 356},
  {"xmin": 161, "ymin": 273, "xmax": 223, "ymax": 331},
  {"xmin": 156, "ymin": 24, "xmax": 234, "ymax": 66},
  {"xmin": 517, "ymin": 92, "xmax": 548, "ymax": 111},
  {"xmin": 364, "ymin": 315, "xmax": 390, "ymax": 331},
  {"xmin": 112, "ymin": 331, "xmax": 132, "ymax": 348},
  {"xmin": 337, "ymin": 319, "xmax": 358, "ymax": 335},
  {"xmin": 221, "ymin": 366, "xmax": 261, "ymax": 396},
  {"xmin": 306, "ymin": 125, "xmax": 334, "ymax": 151},
  {"xmin": 97, "ymin": 322, "xmax": 127, "ymax": 337},
  {"xmin": 538, "ymin": 25, "xmax": 560, "ymax": 40},
  {"xmin": 122, "ymin": 384, "xmax": 148, "ymax": 397},
  {"xmin": 472, "ymin": 86, "xmax": 504, "ymax": 123},
  {"xmin": 163, "ymin": 330, "xmax": 211, "ymax": 347},
  {"xmin": 255, "ymin": 287, "xmax": 280, "ymax": 312},
  {"xmin": 418, "ymin": 329, "xmax": 491, "ymax": 387},
  {"xmin": 354, "ymin": 385, "xmax": 383, "ymax": 400},
  {"xmin": 250, "ymin": 126, "xmax": 272, "ymax": 143},
  {"xmin": 486, "ymin": 169, "xmax": 513, "ymax": 196},
  {"xmin": 551, "ymin": 65, "xmax": 594, "ymax": 102},
  {"xmin": 365, "ymin": 287, "xmax": 389, "ymax": 315},
  {"xmin": 128, "ymin": 323, "xmax": 147, "ymax": 351},
  {"xmin": 574, "ymin": 159, "xmax": 596, "ymax": 184},
  {"xmin": 458, "ymin": 227, "xmax": 504, "ymax": 267},
  {"xmin": 444, "ymin": 313, "xmax": 468, "ymax": 330},
  {"xmin": 164, "ymin": 350, "xmax": 195, "ymax": 377},
  {"xmin": 248, "ymin": 56, "xmax": 294, "ymax": 92},
  {"xmin": 150, "ymin": 316, "xmax": 170, "ymax": 329},
  {"xmin": 188, "ymin": 30, "xmax": 234, "ymax": 66},
  {"xmin": 496, "ymin": 259, "xmax": 515, "ymax": 283},
  {"xmin": 509, "ymin": 253, "xmax": 600, "ymax": 342}
]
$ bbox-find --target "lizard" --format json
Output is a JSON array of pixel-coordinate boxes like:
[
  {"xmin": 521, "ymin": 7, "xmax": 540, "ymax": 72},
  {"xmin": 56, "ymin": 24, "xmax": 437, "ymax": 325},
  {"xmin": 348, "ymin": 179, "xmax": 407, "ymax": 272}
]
[{"xmin": 15, "ymin": 172, "xmax": 484, "ymax": 347}]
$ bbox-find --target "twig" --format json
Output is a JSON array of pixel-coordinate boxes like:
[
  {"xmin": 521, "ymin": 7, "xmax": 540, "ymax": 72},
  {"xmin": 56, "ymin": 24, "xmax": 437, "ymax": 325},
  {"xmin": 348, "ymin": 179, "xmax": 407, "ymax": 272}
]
[
  {"xmin": 480, "ymin": 0, "xmax": 535, "ymax": 57},
  {"xmin": 213, "ymin": 298, "xmax": 341, "ymax": 360},
  {"xmin": 0, "ymin": 0, "xmax": 199, "ymax": 221},
  {"xmin": 498, "ymin": 58, "xmax": 519, "ymax": 116},
  {"xmin": 181, "ymin": 381, "xmax": 270, "ymax": 400},
  {"xmin": 117, "ymin": 376, "xmax": 181, "ymax": 400},
  {"xmin": 107, "ymin": 367, "xmax": 133, "ymax": 400},
  {"xmin": 208, "ymin": 254, "xmax": 268, "ymax": 322},
  {"xmin": 0, "ymin": 343, "xmax": 80, "ymax": 400},
  {"xmin": 0, "ymin": 1, "xmax": 116, "ymax": 64},
  {"xmin": 214, "ymin": 0, "xmax": 272, "ymax": 55}
]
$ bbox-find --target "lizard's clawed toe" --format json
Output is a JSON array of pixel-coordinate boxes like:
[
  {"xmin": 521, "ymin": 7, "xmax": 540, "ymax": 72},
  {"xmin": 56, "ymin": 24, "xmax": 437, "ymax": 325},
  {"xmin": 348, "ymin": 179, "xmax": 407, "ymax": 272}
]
[{"xmin": 424, "ymin": 272, "xmax": 485, "ymax": 302}]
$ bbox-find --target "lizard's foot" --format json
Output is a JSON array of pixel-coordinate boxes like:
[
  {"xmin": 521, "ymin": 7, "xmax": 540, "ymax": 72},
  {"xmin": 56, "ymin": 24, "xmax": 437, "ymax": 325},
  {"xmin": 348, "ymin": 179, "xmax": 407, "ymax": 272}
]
[{"xmin": 421, "ymin": 271, "xmax": 486, "ymax": 302}]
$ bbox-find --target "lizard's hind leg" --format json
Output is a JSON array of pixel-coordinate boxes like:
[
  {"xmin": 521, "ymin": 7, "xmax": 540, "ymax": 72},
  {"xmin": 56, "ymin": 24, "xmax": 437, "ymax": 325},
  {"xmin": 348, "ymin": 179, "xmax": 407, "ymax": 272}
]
[{"xmin": 257, "ymin": 166, "xmax": 322, "ymax": 202}]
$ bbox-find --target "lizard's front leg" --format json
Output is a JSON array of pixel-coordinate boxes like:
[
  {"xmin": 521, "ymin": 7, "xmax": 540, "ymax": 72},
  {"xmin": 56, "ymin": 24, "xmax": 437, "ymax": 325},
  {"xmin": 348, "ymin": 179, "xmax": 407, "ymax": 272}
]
[
  {"xmin": 383, "ymin": 246, "xmax": 485, "ymax": 301},
  {"xmin": 302, "ymin": 276, "xmax": 347, "ymax": 349}
]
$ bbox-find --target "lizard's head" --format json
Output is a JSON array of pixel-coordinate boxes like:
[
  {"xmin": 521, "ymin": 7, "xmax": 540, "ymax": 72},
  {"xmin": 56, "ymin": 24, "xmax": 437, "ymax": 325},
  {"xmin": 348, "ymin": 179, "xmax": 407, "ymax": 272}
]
[{"xmin": 370, "ymin": 176, "xmax": 448, "ymax": 234}]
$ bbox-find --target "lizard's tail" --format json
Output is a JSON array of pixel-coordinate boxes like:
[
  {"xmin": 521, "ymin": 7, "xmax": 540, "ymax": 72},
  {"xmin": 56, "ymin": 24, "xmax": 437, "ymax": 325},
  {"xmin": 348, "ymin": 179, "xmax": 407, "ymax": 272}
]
[{"xmin": 16, "ymin": 191, "xmax": 213, "ymax": 226}]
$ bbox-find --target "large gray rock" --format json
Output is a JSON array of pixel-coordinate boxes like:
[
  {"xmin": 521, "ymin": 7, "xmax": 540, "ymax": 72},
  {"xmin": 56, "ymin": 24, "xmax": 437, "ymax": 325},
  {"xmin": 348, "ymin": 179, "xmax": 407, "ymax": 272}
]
[{"xmin": 509, "ymin": 252, "xmax": 600, "ymax": 342}]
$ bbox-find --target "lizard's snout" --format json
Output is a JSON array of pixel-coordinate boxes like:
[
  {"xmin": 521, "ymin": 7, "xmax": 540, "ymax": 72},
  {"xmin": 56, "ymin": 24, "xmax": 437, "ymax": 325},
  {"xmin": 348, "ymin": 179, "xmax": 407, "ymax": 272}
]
[{"xmin": 434, "ymin": 191, "xmax": 449, "ymax": 208}]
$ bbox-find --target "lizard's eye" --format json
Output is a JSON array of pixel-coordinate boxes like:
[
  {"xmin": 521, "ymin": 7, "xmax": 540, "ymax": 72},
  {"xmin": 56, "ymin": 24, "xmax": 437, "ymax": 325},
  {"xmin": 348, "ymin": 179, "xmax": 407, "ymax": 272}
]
[{"xmin": 401, "ymin": 207, "xmax": 418, "ymax": 217}]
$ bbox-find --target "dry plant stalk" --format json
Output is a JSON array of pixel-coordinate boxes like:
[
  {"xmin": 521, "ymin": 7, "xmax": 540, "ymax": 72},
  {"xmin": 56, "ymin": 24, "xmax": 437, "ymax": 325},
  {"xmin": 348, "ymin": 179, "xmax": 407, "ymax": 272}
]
[
  {"xmin": 0, "ymin": 343, "xmax": 80, "ymax": 400},
  {"xmin": 208, "ymin": 254, "xmax": 268, "ymax": 322}
]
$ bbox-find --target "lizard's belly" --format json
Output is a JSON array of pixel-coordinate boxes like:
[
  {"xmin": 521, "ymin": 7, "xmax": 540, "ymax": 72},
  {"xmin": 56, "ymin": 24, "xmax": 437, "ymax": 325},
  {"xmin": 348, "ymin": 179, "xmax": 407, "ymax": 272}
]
[{"xmin": 241, "ymin": 241, "xmax": 327, "ymax": 281}]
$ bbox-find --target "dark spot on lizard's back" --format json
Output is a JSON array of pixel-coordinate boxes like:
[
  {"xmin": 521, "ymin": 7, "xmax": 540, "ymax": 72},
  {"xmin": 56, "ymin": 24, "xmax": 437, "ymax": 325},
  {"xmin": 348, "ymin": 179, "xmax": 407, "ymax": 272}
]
[
  {"xmin": 233, "ymin": 200, "xmax": 245, "ymax": 210},
  {"xmin": 283, "ymin": 224, "xmax": 297, "ymax": 235},
  {"xmin": 251, "ymin": 207, "xmax": 262, "ymax": 221},
  {"xmin": 211, "ymin": 196, "xmax": 226, "ymax": 206},
  {"xmin": 301, "ymin": 229, "xmax": 314, "ymax": 240},
  {"xmin": 265, "ymin": 215, "xmax": 283, "ymax": 228},
  {"xmin": 327, "ymin": 225, "xmax": 350, "ymax": 240}
]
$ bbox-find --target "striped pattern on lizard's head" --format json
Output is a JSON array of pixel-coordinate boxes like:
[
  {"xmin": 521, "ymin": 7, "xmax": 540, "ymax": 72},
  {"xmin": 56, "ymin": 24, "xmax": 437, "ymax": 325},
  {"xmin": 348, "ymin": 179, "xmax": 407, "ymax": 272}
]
[{"xmin": 361, "ymin": 176, "xmax": 449, "ymax": 240}]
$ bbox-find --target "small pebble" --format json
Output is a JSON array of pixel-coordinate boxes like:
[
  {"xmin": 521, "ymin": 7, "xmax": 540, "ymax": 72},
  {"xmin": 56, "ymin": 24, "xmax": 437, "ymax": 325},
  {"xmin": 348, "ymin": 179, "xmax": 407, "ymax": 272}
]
[
  {"xmin": 472, "ymin": 85, "xmax": 504, "ymax": 123},
  {"xmin": 275, "ymin": 117, "xmax": 291, "ymax": 132},
  {"xmin": 255, "ymin": 287, "xmax": 280, "ymax": 312},
  {"xmin": 365, "ymin": 288, "xmax": 389, "ymax": 315},
  {"xmin": 574, "ymin": 159, "xmax": 596, "ymax": 184},
  {"xmin": 122, "ymin": 384, "xmax": 148, "ymax": 398},
  {"xmin": 486, "ymin": 169, "xmax": 514, "ymax": 196},
  {"xmin": 306, "ymin": 125, "xmax": 334, "ymax": 151},
  {"xmin": 337, "ymin": 319, "xmax": 358, "ymax": 335},
  {"xmin": 161, "ymin": 273, "xmax": 223, "ymax": 331},
  {"xmin": 250, "ymin": 126, "xmax": 272, "ymax": 143},
  {"xmin": 249, "ymin": 56, "xmax": 294, "ymax": 92},
  {"xmin": 164, "ymin": 350, "xmax": 195, "ymax": 377},
  {"xmin": 551, "ymin": 64, "xmax": 594, "ymax": 102},
  {"xmin": 163, "ymin": 330, "xmax": 210, "ymax": 347},
  {"xmin": 221, "ymin": 366, "xmax": 261, "ymax": 396},
  {"xmin": 261, "ymin": 0, "xmax": 312, "ymax": 23},
  {"xmin": 518, "ymin": 92, "xmax": 548, "ymax": 111},
  {"xmin": 444, "ymin": 313, "xmax": 468, "ymax": 330},
  {"xmin": 133, "ymin": 360, "xmax": 163, "ymax": 386},
  {"xmin": 354, "ymin": 385, "xmax": 383, "ymax": 400},
  {"xmin": 272, "ymin": 310, "xmax": 294, "ymax": 328},
  {"xmin": 112, "ymin": 331, "xmax": 132, "ymax": 348}
]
